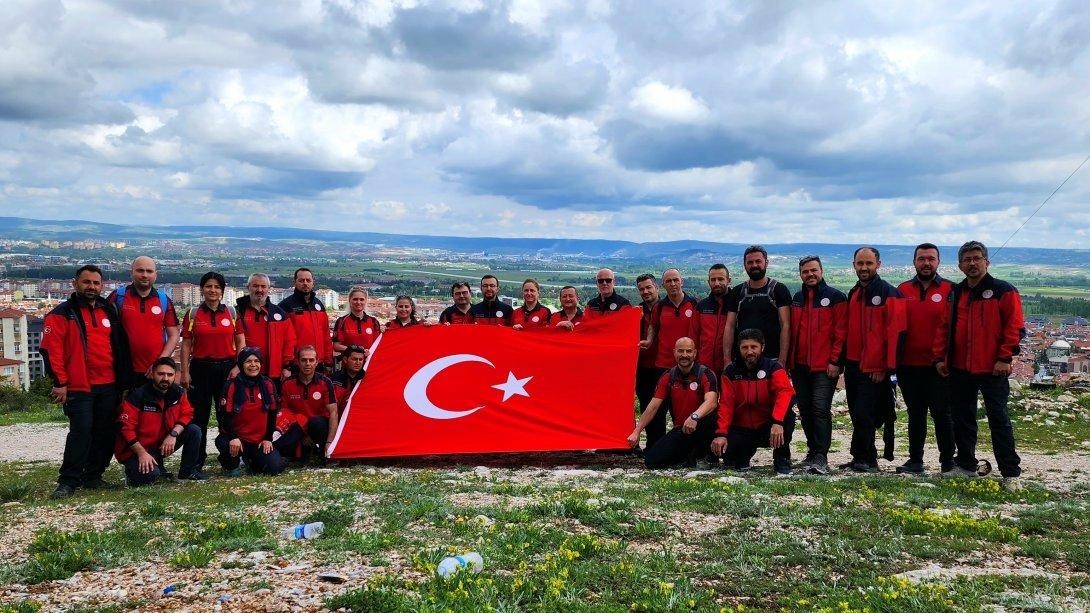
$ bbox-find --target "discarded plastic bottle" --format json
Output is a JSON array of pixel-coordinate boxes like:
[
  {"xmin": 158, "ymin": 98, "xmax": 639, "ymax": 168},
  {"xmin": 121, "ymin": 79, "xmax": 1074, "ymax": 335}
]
[
  {"xmin": 436, "ymin": 552, "xmax": 484, "ymax": 578},
  {"xmin": 280, "ymin": 521, "xmax": 325, "ymax": 539}
]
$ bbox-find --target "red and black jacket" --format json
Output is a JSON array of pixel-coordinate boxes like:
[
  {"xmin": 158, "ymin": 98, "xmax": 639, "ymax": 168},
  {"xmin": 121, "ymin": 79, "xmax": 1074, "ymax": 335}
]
[
  {"xmin": 696, "ymin": 294, "xmax": 730, "ymax": 375},
  {"xmin": 843, "ymin": 276, "xmax": 906, "ymax": 374},
  {"xmin": 469, "ymin": 299, "xmax": 514, "ymax": 326},
  {"xmin": 933, "ymin": 274, "xmax": 1025, "ymax": 374},
  {"xmin": 654, "ymin": 363, "xmax": 719, "ymax": 426},
  {"xmin": 716, "ymin": 356, "xmax": 794, "ymax": 434},
  {"xmin": 278, "ymin": 291, "xmax": 334, "ymax": 366},
  {"xmin": 41, "ymin": 294, "xmax": 132, "ymax": 393},
  {"xmin": 333, "ymin": 312, "xmax": 381, "ymax": 350},
  {"xmin": 513, "ymin": 303, "xmax": 551, "ymax": 328},
  {"xmin": 115, "ymin": 382, "xmax": 193, "ymax": 462},
  {"xmin": 650, "ymin": 294, "xmax": 700, "ymax": 369},
  {"xmin": 277, "ymin": 373, "xmax": 336, "ymax": 432},
  {"xmin": 385, "ymin": 318, "xmax": 419, "ymax": 331},
  {"xmin": 439, "ymin": 305, "xmax": 475, "ymax": 325},
  {"xmin": 235, "ymin": 296, "xmax": 297, "ymax": 376},
  {"xmin": 897, "ymin": 276, "xmax": 953, "ymax": 367},
  {"xmin": 638, "ymin": 301, "xmax": 658, "ymax": 369},
  {"xmin": 549, "ymin": 308, "xmax": 584, "ymax": 326},
  {"xmin": 331, "ymin": 368, "xmax": 366, "ymax": 410},
  {"xmin": 219, "ymin": 376, "xmax": 279, "ymax": 445},
  {"xmin": 583, "ymin": 293, "xmax": 632, "ymax": 320},
  {"xmin": 788, "ymin": 281, "xmax": 848, "ymax": 372}
]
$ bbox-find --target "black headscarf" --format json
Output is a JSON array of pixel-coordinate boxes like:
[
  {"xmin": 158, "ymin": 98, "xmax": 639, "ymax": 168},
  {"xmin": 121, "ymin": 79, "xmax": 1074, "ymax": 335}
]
[{"xmin": 231, "ymin": 347, "xmax": 273, "ymax": 413}]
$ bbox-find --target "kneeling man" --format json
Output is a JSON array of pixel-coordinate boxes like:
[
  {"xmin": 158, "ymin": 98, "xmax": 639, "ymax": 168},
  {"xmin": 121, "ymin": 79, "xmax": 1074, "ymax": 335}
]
[
  {"xmin": 275, "ymin": 345, "xmax": 338, "ymax": 461},
  {"xmin": 712, "ymin": 329, "xmax": 797, "ymax": 475},
  {"xmin": 115, "ymin": 357, "xmax": 206, "ymax": 485},
  {"xmin": 627, "ymin": 337, "xmax": 718, "ymax": 468}
]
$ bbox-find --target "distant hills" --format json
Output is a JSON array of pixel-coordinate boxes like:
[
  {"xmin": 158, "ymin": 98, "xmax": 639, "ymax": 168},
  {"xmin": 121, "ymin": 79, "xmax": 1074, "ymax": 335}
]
[{"xmin": 1, "ymin": 216, "xmax": 1086, "ymax": 266}]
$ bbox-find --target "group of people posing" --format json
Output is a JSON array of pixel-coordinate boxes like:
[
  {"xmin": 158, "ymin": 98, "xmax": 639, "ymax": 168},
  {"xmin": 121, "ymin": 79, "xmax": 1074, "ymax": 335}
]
[
  {"xmin": 38, "ymin": 238, "xmax": 1025, "ymax": 498},
  {"xmin": 614, "ymin": 241, "xmax": 1024, "ymax": 491}
]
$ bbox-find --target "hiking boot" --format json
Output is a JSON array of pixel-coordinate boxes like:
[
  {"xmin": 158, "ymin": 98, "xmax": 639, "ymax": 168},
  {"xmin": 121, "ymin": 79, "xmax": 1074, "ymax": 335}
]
[
  {"xmin": 895, "ymin": 461, "xmax": 925, "ymax": 475},
  {"xmin": 849, "ymin": 461, "xmax": 879, "ymax": 473},
  {"xmin": 941, "ymin": 465, "xmax": 977, "ymax": 478},
  {"xmin": 1002, "ymin": 477, "xmax": 1022, "ymax": 492},
  {"xmin": 160, "ymin": 471, "xmax": 177, "ymax": 482},
  {"xmin": 51, "ymin": 484, "xmax": 75, "ymax": 499},
  {"xmin": 799, "ymin": 452, "xmax": 815, "ymax": 469},
  {"xmin": 222, "ymin": 467, "xmax": 243, "ymax": 478},
  {"xmin": 178, "ymin": 470, "xmax": 210, "ymax": 481},
  {"xmin": 808, "ymin": 454, "xmax": 829, "ymax": 475},
  {"xmin": 774, "ymin": 461, "xmax": 792, "ymax": 477},
  {"xmin": 882, "ymin": 444, "xmax": 895, "ymax": 462},
  {"xmin": 694, "ymin": 457, "xmax": 718, "ymax": 471}
]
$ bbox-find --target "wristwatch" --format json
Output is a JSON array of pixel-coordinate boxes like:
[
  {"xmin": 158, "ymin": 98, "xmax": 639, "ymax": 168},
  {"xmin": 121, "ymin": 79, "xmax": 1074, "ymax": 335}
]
[
  {"xmin": 688, "ymin": 413, "xmax": 700, "ymax": 422},
  {"xmin": 167, "ymin": 431, "xmax": 179, "ymax": 438}
]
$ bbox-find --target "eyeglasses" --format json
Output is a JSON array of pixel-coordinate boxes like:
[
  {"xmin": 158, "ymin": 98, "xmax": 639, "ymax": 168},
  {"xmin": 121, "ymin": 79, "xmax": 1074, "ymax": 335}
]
[{"xmin": 596, "ymin": 278, "xmax": 614, "ymax": 284}]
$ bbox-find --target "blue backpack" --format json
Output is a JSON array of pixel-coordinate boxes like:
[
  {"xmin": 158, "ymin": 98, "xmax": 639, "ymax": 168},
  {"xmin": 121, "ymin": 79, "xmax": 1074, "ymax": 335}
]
[{"xmin": 112, "ymin": 285, "xmax": 172, "ymax": 344}]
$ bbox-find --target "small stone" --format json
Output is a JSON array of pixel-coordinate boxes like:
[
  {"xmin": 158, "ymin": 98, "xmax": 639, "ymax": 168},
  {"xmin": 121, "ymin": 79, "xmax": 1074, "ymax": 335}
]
[
  {"xmin": 717, "ymin": 476, "xmax": 746, "ymax": 485},
  {"xmin": 318, "ymin": 572, "xmax": 347, "ymax": 584},
  {"xmin": 684, "ymin": 470, "xmax": 717, "ymax": 478}
]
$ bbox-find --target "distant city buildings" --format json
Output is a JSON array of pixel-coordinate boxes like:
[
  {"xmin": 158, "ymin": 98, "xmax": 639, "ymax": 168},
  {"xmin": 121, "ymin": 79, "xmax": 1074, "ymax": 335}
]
[{"xmin": 0, "ymin": 308, "xmax": 30, "ymax": 390}]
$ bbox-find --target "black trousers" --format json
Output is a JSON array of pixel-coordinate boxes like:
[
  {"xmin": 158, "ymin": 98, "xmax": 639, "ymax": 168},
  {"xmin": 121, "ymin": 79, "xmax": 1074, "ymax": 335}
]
[
  {"xmin": 723, "ymin": 411, "xmax": 796, "ymax": 469},
  {"xmin": 58, "ymin": 385, "xmax": 118, "ymax": 488},
  {"xmin": 844, "ymin": 362, "xmax": 894, "ymax": 465},
  {"xmin": 644, "ymin": 417, "xmax": 717, "ymax": 469},
  {"xmin": 214, "ymin": 435, "xmax": 285, "ymax": 475},
  {"xmin": 189, "ymin": 358, "xmax": 235, "ymax": 469},
  {"xmin": 636, "ymin": 367, "xmax": 667, "ymax": 449},
  {"xmin": 122, "ymin": 423, "xmax": 203, "ymax": 485},
  {"xmin": 949, "ymin": 369, "xmax": 1021, "ymax": 477},
  {"xmin": 273, "ymin": 415, "xmax": 330, "ymax": 459},
  {"xmin": 792, "ymin": 366, "xmax": 835, "ymax": 456},
  {"xmin": 897, "ymin": 365, "xmax": 956, "ymax": 466}
]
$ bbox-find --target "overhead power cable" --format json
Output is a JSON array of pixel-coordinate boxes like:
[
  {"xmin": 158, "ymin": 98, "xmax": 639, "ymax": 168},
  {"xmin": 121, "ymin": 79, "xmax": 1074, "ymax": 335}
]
[{"xmin": 992, "ymin": 154, "xmax": 1090, "ymax": 256}]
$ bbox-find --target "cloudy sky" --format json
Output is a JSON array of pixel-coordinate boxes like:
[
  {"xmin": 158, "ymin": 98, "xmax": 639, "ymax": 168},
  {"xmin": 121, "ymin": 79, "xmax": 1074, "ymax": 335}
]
[{"xmin": 3, "ymin": 0, "xmax": 1089, "ymax": 247}]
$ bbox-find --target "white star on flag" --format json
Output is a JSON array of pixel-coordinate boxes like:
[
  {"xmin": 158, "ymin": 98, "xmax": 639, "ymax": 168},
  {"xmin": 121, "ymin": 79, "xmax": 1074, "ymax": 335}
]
[{"xmin": 492, "ymin": 371, "xmax": 533, "ymax": 402}]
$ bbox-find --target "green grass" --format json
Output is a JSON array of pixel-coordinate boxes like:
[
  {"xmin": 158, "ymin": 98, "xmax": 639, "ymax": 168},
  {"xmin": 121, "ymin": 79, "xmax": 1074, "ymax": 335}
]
[
  {"xmin": 0, "ymin": 387, "xmax": 1088, "ymax": 610},
  {"xmin": 0, "ymin": 457, "xmax": 1085, "ymax": 611}
]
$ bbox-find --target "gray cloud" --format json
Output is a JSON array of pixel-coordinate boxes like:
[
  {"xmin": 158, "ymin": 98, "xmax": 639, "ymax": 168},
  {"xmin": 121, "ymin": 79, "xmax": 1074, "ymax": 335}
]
[{"xmin": 0, "ymin": 0, "xmax": 1088, "ymax": 247}]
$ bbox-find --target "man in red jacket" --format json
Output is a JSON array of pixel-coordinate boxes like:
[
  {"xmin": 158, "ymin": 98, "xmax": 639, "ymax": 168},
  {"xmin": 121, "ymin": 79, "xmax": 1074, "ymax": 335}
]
[
  {"xmin": 935, "ymin": 241, "xmax": 1024, "ymax": 489},
  {"xmin": 41, "ymin": 264, "xmax": 132, "ymax": 498},
  {"xmin": 842, "ymin": 247, "xmax": 906, "ymax": 472},
  {"xmin": 236, "ymin": 273, "xmax": 296, "ymax": 381},
  {"xmin": 640, "ymin": 269, "xmax": 700, "ymax": 448},
  {"xmin": 788, "ymin": 255, "xmax": 847, "ymax": 475},
  {"xmin": 115, "ymin": 357, "xmax": 205, "ymax": 485},
  {"xmin": 634, "ymin": 273, "xmax": 661, "ymax": 449},
  {"xmin": 896, "ymin": 243, "xmax": 956, "ymax": 474},
  {"xmin": 627, "ymin": 337, "xmax": 718, "ymax": 468},
  {"xmin": 278, "ymin": 268, "xmax": 334, "ymax": 371},
  {"xmin": 696, "ymin": 263, "xmax": 731, "ymax": 375},
  {"xmin": 108, "ymin": 256, "xmax": 181, "ymax": 389},
  {"xmin": 711, "ymin": 329, "xmax": 796, "ymax": 475},
  {"xmin": 274, "ymin": 345, "xmax": 338, "ymax": 461}
]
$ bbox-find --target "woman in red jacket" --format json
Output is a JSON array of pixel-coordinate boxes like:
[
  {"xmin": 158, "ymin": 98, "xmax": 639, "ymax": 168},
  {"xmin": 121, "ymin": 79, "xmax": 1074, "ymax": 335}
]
[
  {"xmin": 215, "ymin": 347, "xmax": 284, "ymax": 477},
  {"xmin": 386, "ymin": 295, "xmax": 422, "ymax": 331}
]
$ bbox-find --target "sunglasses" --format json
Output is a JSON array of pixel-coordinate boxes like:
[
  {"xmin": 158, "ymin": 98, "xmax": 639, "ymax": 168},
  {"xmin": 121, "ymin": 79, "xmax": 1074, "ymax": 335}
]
[{"xmin": 596, "ymin": 278, "xmax": 614, "ymax": 284}]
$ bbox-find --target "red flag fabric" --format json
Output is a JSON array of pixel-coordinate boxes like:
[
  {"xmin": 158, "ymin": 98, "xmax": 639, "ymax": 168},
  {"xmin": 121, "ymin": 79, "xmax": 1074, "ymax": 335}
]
[{"xmin": 328, "ymin": 307, "xmax": 641, "ymax": 458}]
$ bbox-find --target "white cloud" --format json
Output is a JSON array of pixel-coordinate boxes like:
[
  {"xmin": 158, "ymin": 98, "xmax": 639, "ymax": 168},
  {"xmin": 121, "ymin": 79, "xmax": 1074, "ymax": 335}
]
[
  {"xmin": 628, "ymin": 81, "xmax": 710, "ymax": 124},
  {"xmin": 0, "ymin": 0, "xmax": 1087, "ymax": 248}
]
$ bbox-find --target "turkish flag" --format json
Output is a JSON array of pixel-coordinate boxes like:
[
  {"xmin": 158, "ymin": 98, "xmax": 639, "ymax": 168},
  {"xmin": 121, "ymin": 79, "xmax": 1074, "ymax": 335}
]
[{"xmin": 328, "ymin": 308, "xmax": 641, "ymax": 458}]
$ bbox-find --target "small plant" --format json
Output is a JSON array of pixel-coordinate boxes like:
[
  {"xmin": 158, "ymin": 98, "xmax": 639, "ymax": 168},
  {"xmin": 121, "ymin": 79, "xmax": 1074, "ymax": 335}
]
[{"xmin": 169, "ymin": 545, "xmax": 215, "ymax": 569}]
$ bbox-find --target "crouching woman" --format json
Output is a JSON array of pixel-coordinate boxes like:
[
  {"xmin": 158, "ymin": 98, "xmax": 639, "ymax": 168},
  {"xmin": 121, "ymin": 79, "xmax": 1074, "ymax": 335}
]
[{"xmin": 216, "ymin": 347, "xmax": 284, "ymax": 477}]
